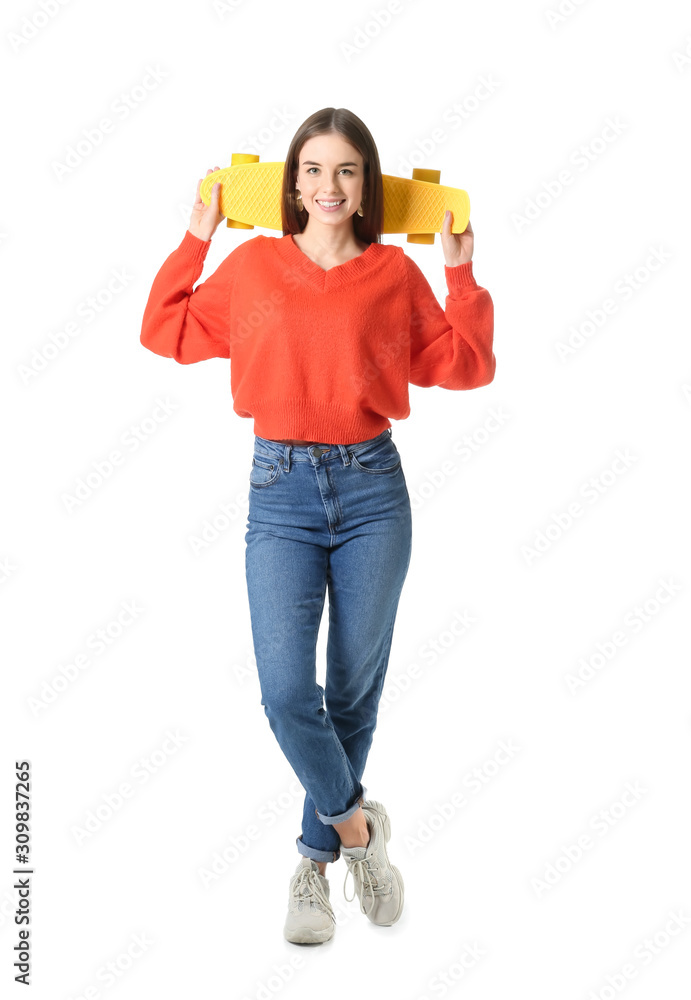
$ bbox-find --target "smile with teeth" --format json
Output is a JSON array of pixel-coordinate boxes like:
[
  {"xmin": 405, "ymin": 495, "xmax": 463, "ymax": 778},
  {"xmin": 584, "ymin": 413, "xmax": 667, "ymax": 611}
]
[{"xmin": 316, "ymin": 199, "xmax": 345, "ymax": 209}]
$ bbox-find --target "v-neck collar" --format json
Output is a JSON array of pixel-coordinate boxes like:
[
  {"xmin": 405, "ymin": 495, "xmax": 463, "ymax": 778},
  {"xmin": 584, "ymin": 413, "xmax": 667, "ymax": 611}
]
[{"xmin": 273, "ymin": 232, "xmax": 387, "ymax": 292}]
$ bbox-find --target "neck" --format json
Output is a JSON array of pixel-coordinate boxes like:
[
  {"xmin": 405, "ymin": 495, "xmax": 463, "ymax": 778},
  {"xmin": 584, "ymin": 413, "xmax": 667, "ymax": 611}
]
[{"xmin": 295, "ymin": 219, "xmax": 362, "ymax": 256}]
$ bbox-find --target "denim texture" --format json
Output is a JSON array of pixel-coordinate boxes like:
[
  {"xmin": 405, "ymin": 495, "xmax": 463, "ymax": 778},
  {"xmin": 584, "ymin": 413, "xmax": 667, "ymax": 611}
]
[{"xmin": 244, "ymin": 427, "xmax": 412, "ymax": 862}]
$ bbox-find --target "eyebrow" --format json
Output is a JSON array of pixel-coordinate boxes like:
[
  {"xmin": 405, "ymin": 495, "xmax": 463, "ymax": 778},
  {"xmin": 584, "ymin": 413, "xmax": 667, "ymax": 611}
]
[{"xmin": 302, "ymin": 160, "xmax": 359, "ymax": 167}]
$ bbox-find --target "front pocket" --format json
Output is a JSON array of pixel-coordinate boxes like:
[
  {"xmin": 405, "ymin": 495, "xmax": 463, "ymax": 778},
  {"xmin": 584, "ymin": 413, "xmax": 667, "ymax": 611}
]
[
  {"xmin": 349, "ymin": 443, "xmax": 402, "ymax": 475},
  {"xmin": 249, "ymin": 455, "xmax": 282, "ymax": 488}
]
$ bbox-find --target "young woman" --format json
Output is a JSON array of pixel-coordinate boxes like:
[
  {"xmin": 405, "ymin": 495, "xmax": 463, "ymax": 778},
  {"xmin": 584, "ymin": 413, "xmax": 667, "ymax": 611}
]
[{"xmin": 141, "ymin": 107, "xmax": 495, "ymax": 945}]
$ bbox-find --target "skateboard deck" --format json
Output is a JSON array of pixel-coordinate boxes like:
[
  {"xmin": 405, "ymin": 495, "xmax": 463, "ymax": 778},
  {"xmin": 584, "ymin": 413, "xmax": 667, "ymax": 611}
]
[{"xmin": 198, "ymin": 153, "xmax": 470, "ymax": 245}]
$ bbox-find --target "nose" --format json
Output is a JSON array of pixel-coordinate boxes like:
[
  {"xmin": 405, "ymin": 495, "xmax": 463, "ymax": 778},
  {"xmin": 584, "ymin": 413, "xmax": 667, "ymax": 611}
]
[{"xmin": 319, "ymin": 175, "xmax": 344, "ymax": 194}]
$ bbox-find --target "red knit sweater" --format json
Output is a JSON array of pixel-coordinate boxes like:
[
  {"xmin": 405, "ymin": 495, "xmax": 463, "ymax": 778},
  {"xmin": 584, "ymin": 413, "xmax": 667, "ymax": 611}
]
[{"xmin": 140, "ymin": 230, "xmax": 495, "ymax": 444}]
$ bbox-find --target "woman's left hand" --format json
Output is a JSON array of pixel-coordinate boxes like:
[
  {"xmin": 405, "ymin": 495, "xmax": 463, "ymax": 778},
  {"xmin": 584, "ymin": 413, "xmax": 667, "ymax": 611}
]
[{"xmin": 441, "ymin": 211, "xmax": 474, "ymax": 267}]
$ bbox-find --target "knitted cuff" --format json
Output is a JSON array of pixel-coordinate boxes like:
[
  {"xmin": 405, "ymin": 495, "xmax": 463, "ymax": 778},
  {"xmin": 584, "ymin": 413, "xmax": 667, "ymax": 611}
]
[
  {"xmin": 177, "ymin": 229, "xmax": 212, "ymax": 265},
  {"xmin": 444, "ymin": 260, "xmax": 477, "ymax": 290}
]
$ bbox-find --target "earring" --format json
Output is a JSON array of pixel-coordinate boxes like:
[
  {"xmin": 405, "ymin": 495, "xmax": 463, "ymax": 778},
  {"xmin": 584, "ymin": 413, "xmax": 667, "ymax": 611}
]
[
  {"xmin": 295, "ymin": 189, "xmax": 304, "ymax": 211},
  {"xmin": 357, "ymin": 201, "xmax": 364, "ymax": 217}
]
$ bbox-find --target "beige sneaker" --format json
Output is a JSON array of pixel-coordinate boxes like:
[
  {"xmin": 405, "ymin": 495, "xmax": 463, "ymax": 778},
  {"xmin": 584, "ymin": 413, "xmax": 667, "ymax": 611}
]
[
  {"xmin": 340, "ymin": 799, "xmax": 404, "ymax": 926},
  {"xmin": 283, "ymin": 857, "xmax": 335, "ymax": 944}
]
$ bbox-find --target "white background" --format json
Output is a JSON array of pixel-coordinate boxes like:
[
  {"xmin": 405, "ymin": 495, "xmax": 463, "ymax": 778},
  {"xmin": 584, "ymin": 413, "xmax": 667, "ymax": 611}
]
[{"xmin": 2, "ymin": 0, "xmax": 691, "ymax": 996}]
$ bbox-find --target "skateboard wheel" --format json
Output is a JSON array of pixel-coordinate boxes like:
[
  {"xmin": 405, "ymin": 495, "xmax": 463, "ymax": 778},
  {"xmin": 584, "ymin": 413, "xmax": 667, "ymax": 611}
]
[
  {"xmin": 408, "ymin": 168, "xmax": 441, "ymax": 245},
  {"xmin": 226, "ymin": 153, "xmax": 260, "ymax": 229}
]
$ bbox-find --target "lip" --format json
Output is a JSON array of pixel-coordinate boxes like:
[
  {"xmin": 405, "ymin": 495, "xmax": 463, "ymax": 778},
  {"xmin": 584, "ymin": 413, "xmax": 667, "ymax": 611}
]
[{"xmin": 316, "ymin": 199, "xmax": 345, "ymax": 212}]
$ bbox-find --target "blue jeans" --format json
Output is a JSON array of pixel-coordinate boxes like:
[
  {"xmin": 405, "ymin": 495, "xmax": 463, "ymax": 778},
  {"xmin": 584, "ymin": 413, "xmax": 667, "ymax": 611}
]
[{"xmin": 244, "ymin": 427, "xmax": 412, "ymax": 863}]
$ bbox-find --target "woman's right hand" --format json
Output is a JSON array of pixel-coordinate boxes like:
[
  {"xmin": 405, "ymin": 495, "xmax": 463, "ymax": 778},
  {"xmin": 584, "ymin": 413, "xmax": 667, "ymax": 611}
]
[{"xmin": 188, "ymin": 167, "xmax": 225, "ymax": 242}]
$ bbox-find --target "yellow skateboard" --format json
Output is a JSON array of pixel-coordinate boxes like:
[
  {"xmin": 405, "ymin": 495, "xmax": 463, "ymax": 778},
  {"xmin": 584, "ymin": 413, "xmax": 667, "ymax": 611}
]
[{"xmin": 198, "ymin": 153, "xmax": 470, "ymax": 245}]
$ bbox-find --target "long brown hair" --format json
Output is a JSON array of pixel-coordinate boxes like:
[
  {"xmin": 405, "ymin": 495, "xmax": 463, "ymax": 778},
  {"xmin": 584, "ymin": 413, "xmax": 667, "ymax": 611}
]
[{"xmin": 281, "ymin": 108, "xmax": 384, "ymax": 244}]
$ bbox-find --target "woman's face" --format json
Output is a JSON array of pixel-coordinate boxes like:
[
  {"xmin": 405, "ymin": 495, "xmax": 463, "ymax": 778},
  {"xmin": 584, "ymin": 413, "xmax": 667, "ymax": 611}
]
[{"xmin": 295, "ymin": 133, "xmax": 365, "ymax": 227}]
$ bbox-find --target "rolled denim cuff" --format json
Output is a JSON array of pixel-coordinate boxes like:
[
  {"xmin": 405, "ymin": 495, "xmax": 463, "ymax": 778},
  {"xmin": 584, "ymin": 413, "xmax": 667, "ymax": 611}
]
[
  {"xmin": 296, "ymin": 835, "xmax": 340, "ymax": 864},
  {"xmin": 315, "ymin": 785, "xmax": 367, "ymax": 825}
]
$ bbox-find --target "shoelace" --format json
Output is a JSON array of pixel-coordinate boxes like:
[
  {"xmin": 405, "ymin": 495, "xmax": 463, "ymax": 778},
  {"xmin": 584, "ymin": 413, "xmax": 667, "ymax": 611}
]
[
  {"xmin": 290, "ymin": 867, "xmax": 335, "ymax": 921},
  {"xmin": 343, "ymin": 856, "xmax": 385, "ymax": 915}
]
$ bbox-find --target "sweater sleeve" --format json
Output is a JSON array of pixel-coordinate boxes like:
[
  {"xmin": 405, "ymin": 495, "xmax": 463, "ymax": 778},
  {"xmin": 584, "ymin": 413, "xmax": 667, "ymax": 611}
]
[
  {"xmin": 140, "ymin": 230, "xmax": 234, "ymax": 364},
  {"xmin": 404, "ymin": 253, "xmax": 496, "ymax": 390}
]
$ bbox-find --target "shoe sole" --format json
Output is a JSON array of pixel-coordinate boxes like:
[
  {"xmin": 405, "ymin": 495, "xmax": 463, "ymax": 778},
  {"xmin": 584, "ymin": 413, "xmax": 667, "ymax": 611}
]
[{"xmin": 284, "ymin": 923, "xmax": 334, "ymax": 945}]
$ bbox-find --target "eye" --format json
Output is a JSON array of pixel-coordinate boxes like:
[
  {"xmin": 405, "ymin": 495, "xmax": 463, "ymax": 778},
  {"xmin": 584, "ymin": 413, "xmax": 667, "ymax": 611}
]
[{"xmin": 304, "ymin": 167, "xmax": 354, "ymax": 174}]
